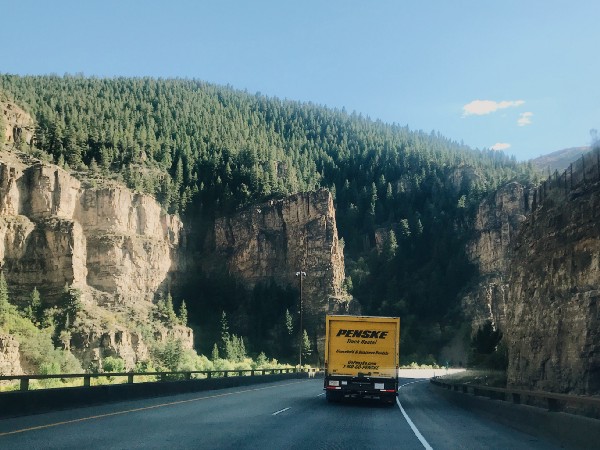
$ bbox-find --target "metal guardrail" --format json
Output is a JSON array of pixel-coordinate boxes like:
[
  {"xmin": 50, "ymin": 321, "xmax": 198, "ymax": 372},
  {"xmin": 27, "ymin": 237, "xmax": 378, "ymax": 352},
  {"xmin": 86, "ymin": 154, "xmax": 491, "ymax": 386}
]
[
  {"xmin": 430, "ymin": 377, "xmax": 600, "ymax": 413},
  {"xmin": 0, "ymin": 367, "xmax": 317, "ymax": 392}
]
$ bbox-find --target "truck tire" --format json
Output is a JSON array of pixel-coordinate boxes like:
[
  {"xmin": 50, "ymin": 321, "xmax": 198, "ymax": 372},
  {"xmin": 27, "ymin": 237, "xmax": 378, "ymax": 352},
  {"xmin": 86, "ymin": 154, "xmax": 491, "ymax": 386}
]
[{"xmin": 326, "ymin": 391, "xmax": 340, "ymax": 402}]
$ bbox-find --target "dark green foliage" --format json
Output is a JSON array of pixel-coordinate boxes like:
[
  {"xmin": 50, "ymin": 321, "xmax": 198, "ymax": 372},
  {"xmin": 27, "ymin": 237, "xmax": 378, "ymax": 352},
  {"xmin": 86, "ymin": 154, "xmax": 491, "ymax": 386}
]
[
  {"xmin": 223, "ymin": 334, "xmax": 247, "ymax": 362},
  {"xmin": 153, "ymin": 337, "xmax": 184, "ymax": 371},
  {"xmin": 285, "ymin": 309, "xmax": 293, "ymax": 336},
  {"xmin": 472, "ymin": 320, "xmax": 502, "ymax": 354},
  {"xmin": 211, "ymin": 343, "xmax": 219, "ymax": 361},
  {"xmin": 102, "ymin": 356, "xmax": 126, "ymax": 373},
  {"xmin": 178, "ymin": 300, "xmax": 188, "ymax": 326},
  {"xmin": 470, "ymin": 321, "xmax": 507, "ymax": 369},
  {"xmin": 155, "ymin": 293, "xmax": 181, "ymax": 327},
  {"xmin": 301, "ymin": 329, "xmax": 311, "ymax": 361},
  {"xmin": 47, "ymin": 284, "xmax": 83, "ymax": 348},
  {"xmin": 0, "ymin": 74, "xmax": 540, "ymax": 363},
  {"xmin": 25, "ymin": 287, "xmax": 43, "ymax": 326}
]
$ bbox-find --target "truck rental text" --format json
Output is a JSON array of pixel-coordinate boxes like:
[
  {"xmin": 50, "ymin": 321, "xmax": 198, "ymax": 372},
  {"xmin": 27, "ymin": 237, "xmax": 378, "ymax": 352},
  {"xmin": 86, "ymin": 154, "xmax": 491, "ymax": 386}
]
[{"xmin": 324, "ymin": 315, "xmax": 400, "ymax": 404}]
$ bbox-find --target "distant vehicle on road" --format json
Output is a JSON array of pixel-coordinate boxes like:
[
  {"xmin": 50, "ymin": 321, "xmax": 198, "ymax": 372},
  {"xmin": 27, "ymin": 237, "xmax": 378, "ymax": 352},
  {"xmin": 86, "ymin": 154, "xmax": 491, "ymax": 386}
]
[{"xmin": 324, "ymin": 315, "xmax": 400, "ymax": 404}]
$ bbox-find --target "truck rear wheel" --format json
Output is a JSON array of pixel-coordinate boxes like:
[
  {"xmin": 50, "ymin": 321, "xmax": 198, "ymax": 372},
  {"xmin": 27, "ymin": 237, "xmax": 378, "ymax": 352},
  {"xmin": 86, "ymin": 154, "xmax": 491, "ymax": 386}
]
[{"xmin": 326, "ymin": 391, "xmax": 341, "ymax": 402}]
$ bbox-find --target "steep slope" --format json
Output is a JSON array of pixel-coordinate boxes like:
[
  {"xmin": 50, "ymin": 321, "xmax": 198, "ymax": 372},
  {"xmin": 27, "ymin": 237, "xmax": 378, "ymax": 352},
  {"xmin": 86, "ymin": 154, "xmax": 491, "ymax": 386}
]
[
  {"xmin": 0, "ymin": 149, "xmax": 192, "ymax": 371},
  {"xmin": 530, "ymin": 146, "xmax": 591, "ymax": 174},
  {"xmin": 214, "ymin": 189, "xmax": 355, "ymax": 360},
  {"xmin": 506, "ymin": 148, "xmax": 600, "ymax": 394}
]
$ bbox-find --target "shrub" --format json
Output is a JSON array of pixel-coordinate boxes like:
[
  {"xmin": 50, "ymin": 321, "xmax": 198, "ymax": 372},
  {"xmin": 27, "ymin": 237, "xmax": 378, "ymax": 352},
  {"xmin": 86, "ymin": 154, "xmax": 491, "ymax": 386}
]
[{"xmin": 103, "ymin": 356, "xmax": 126, "ymax": 373}]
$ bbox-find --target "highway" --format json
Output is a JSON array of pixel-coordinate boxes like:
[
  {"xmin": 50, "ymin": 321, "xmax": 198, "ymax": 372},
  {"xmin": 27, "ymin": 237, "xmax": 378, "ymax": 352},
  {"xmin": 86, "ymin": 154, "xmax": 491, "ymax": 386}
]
[{"xmin": 0, "ymin": 378, "xmax": 564, "ymax": 449}]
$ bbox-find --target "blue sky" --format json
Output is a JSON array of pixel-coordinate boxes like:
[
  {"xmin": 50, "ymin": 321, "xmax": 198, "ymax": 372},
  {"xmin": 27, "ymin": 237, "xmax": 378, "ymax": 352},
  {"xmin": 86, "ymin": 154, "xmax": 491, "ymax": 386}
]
[{"xmin": 3, "ymin": 0, "xmax": 599, "ymax": 160}]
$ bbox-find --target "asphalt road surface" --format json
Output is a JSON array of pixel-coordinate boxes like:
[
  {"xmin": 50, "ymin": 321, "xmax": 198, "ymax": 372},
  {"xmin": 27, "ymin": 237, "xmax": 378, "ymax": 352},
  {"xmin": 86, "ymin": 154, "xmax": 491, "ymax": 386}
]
[{"xmin": 0, "ymin": 378, "xmax": 564, "ymax": 449}]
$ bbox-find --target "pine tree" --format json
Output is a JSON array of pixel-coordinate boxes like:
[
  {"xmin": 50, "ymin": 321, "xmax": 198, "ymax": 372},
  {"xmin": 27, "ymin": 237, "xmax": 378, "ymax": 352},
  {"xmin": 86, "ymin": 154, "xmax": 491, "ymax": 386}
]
[
  {"xmin": 285, "ymin": 309, "xmax": 293, "ymax": 335},
  {"xmin": 382, "ymin": 229, "xmax": 398, "ymax": 261},
  {"xmin": 165, "ymin": 293, "xmax": 177, "ymax": 326},
  {"xmin": 219, "ymin": 311, "xmax": 230, "ymax": 355},
  {"xmin": 211, "ymin": 343, "xmax": 220, "ymax": 361},
  {"xmin": 178, "ymin": 300, "xmax": 188, "ymax": 326},
  {"xmin": 301, "ymin": 330, "xmax": 311, "ymax": 361}
]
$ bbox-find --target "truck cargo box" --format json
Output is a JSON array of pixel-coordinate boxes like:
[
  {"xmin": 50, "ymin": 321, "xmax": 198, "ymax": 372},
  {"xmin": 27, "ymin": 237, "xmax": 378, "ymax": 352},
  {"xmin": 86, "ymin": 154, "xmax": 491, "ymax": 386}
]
[{"xmin": 324, "ymin": 315, "xmax": 400, "ymax": 404}]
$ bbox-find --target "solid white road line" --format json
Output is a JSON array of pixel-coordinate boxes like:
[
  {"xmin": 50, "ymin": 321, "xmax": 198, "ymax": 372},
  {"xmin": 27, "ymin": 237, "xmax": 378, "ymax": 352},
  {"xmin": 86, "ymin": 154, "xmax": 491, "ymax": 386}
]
[
  {"xmin": 397, "ymin": 381, "xmax": 433, "ymax": 450},
  {"xmin": 272, "ymin": 407, "xmax": 291, "ymax": 416}
]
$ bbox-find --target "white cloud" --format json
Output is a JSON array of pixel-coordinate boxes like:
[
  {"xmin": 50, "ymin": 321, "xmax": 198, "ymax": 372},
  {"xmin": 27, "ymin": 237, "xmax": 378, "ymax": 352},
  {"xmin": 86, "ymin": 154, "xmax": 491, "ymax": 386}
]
[
  {"xmin": 491, "ymin": 143, "xmax": 511, "ymax": 151},
  {"xmin": 517, "ymin": 111, "xmax": 533, "ymax": 126},
  {"xmin": 462, "ymin": 99, "xmax": 525, "ymax": 116}
]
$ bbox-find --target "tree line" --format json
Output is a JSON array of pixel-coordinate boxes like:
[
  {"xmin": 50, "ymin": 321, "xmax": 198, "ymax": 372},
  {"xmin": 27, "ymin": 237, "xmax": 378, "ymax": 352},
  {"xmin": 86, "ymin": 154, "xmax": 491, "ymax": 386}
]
[{"xmin": 0, "ymin": 74, "xmax": 540, "ymax": 363}]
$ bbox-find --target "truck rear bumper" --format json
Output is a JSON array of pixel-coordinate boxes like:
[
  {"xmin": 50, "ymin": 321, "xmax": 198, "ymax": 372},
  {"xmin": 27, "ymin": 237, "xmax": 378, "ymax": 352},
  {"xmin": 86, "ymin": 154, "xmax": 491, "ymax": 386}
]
[{"xmin": 324, "ymin": 376, "xmax": 398, "ymax": 401}]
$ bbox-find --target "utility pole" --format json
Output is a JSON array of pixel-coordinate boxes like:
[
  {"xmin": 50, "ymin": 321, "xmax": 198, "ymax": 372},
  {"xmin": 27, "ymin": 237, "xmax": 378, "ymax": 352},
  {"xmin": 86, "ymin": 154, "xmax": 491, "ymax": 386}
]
[{"xmin": 296, "ymin": 270, "xmax": 306, "ymax": 368}]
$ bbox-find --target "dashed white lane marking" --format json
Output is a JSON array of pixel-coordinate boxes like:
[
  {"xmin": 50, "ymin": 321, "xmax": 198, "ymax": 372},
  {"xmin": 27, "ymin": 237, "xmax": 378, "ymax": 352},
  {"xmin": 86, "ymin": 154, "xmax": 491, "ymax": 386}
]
[
  {"xmin": 317, "ymin": 392, "xmax": 325, "ymax": 397},
  {"xmin": 397, "ymin": 380, "xmax": 433, "ymax": 450},
  {"xmin": 0, "ymin": 381, "xmax": 308, "ymax": 437},
  {"xmin": 272, "ymin": 407, "xmax": 291, "ymax": 416}
]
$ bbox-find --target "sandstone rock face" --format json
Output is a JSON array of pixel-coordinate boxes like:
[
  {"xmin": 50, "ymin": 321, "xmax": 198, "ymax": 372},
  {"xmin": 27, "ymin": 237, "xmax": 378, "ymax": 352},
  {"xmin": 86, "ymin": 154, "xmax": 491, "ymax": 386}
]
[
  {"xmin": 214, "ymin": 189, "xmax": 354, "ymax": 358},
  {"xmin": 0, "ymin": 159, "xmax": 183, "ymax": 304},
  {"xmin": 506, "ymin": 153, "xmax": 600, "ymax": 394},
  {"xmin": 69, "ymin": 316, "xmax": 193, "ymax": 371},
  {"xmin": 0, "ymin": 334, "xmax": 22, "ymax": 375},
  {"xmin": 1, "ymin": 99, "xmax": 34, "ymax": 146},
  {"xmin": 0, "ymin": 152, "xmax": 191, "ymax": 371},
  {"xmin": 461, "ymin": 182, "xmax": 530, "ymax": 332}
]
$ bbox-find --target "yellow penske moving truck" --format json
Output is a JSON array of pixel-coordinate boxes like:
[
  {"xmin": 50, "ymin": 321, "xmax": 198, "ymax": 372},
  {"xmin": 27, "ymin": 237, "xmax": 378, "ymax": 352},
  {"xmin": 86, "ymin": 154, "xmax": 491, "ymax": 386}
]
[{"xmin": 324, "ymin": 315, "xmax": 400, "ymax": 404}]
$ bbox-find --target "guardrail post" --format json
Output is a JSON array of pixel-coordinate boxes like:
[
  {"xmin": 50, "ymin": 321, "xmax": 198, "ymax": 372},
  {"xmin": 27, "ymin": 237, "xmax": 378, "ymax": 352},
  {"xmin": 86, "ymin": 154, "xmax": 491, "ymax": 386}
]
[
  {"xmin": 186, "ymin": 373, "xmax": 192, "ymax": 381},
  {"xmin": 161, "ymin": 373, "xmax": 166, "ymax": 382},
  {"xmin": 512, "ymin": 393, "xmax": 521, "ymax": 404},
  {"xmin": 207, "ymin": 371, "xmax": 212, "ymax": 379},
  {"xmin": 84, "ymin": 375, "xmax": 91, "ymax": 387},
  {"xmin": 20, "ymin": 378, "xmax": 29, "ymax": 391},
  {"xmin": 224, "ymin": 371, "xmax": 228, "ymax": 378},
  {"xmin": 251, "ymin": 370, "xmax": 255, "ymax": 376},
  {"xmin": 128, "ymin": 373, "xmax": 134, "ymax": 384},
  {"xmin": 262, "ymin": 369, "xmax": 266, "ymax": 376}
]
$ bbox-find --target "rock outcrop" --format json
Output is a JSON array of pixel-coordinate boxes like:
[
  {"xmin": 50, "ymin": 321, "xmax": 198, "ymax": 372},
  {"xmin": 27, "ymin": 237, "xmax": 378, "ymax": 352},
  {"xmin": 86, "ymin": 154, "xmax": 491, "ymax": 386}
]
[
  {"xmin": 214, "ymin": 189, "xmax": 355, "ymax": 358},
  {"xmin": 0, "ymin": 334, "xmax": 22, "ymax": 375},
  {"xmin": 461, "ymin": 182, "xmax": 531, "ymax": 332},
  {"xmin": 1, "ymin": 99, "xmax": 34, "ymax": 146},
  {"xmin": 0, "ymin": 157, "xmax": 183, "ymax": 305},
  {"xmin": 506, "ymin": 151, "xmax": 600, "ymax": 394},
  {"xmin": 0, "ymin": 151, "xmax": 192, "ymax": 371}
]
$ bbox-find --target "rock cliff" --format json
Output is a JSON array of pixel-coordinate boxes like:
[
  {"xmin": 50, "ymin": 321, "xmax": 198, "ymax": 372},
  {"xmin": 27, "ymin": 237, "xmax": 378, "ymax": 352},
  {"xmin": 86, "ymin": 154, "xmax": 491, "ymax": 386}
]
[
  {"xmin": 0, "ymin": 150, "xmax": 192, "ymax": 371},
  {"xmin": 461, "ymin": 181, "xmax": 531, "ymax": 332},
  {"xmin": 214, "ymin": 189, "xmax": 355, "ymax": 358},
  {"xmin": 506, "ymin": 151, "xmax": 600, "ymax": 394},
  {"xmin": 1, "ymin": 99, "xmax": 34, "ymax": 147},
  {"xmin": 0, "ymin": 334, "xmax": 22, "ymax": 375}
]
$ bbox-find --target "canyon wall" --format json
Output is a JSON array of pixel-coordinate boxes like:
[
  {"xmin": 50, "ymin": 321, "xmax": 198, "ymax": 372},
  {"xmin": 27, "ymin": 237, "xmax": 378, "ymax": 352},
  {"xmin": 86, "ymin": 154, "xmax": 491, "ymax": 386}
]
[
  {"xmin": 214, "ymin": 189, "xmax": 356, "ymax": 359},
  {"xmin": 461, "ymin": 181, "xmax": 530, "ymax": 333},
  {"xmin": 463, "ymin": 150, "xmax": 600, "ymax": 395},
  {"xmin": 506, "ymin": 151, "xmax": 600, "ymax": 394},
  {"xmin": 1, "ymin": 99, "xmax": 34, "ymax": 146},
  {"xmin": 0, "ymin": 150, "xmax": 192, "ymax": 371}
]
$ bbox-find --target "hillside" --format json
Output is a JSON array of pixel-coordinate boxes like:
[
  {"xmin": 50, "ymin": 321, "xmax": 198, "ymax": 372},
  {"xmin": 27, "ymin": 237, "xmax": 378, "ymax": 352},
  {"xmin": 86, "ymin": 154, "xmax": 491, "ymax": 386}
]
[
  {"xmin": 0, "ymin": 74, "xmax": 540, "ymax": 364},
  {"xmin": 530, "ymin": 146, "xmax": 591, "ymax": 174}
]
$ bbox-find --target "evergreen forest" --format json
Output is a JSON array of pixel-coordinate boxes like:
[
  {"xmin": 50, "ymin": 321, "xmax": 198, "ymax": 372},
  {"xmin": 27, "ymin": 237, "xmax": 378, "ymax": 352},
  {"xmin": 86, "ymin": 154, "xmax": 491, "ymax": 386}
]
[{"xmin": 0, "ymin": 74, "xmax": 539, "ymax": 364}]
